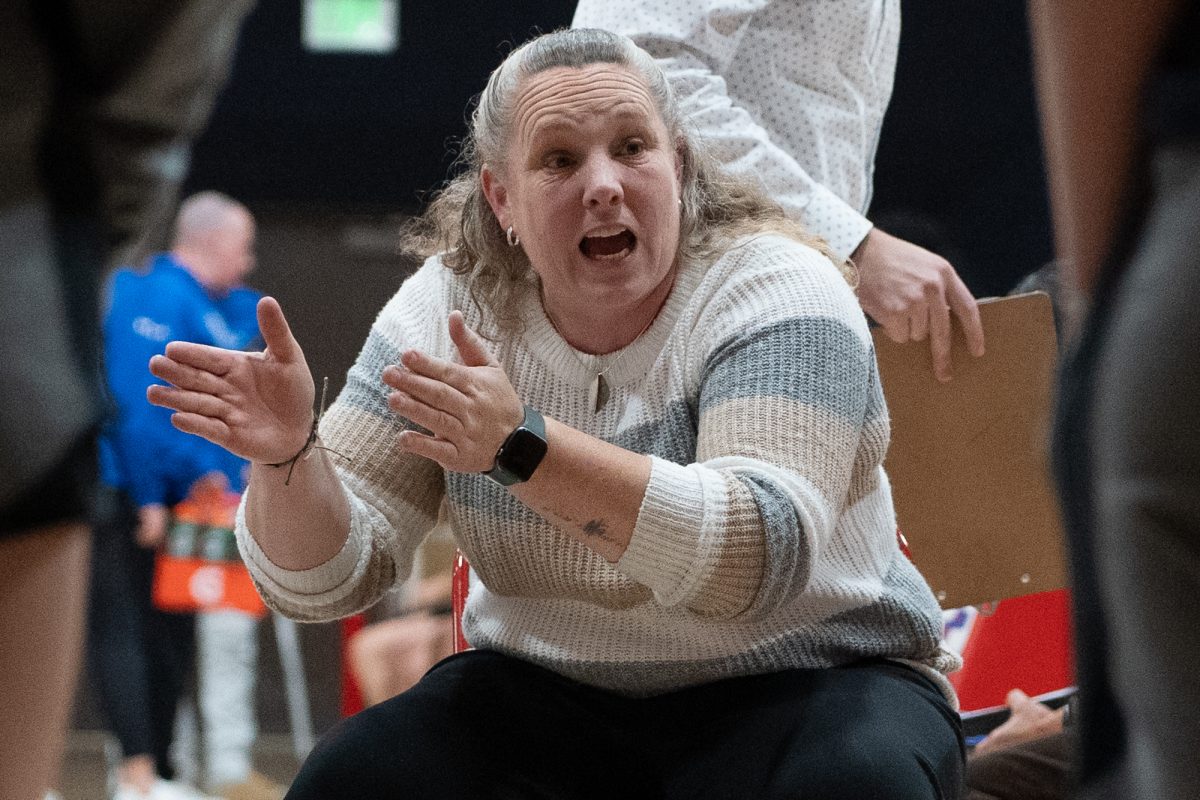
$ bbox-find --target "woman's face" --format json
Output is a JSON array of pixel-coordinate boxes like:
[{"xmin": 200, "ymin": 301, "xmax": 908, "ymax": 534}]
[{"xmin": 482, "ymin": 63, "xmax": 683, "ymax": 334}]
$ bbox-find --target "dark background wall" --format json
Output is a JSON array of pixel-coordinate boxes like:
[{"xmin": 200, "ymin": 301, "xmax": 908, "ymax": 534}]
[
  {"xmin": 187, "ymin": 0, "xmax": 1052, "ymax": 290},
  {"xmin": 78, "ymin": 0, "xmax": 1053, "ymax": 740},
  {"xmin": 871, "ymin": 0, "xmax": 1054, "ymax": 297},
  {"xmin": 188, "ymin": 0, "xmax": 577, "ymax": 209}
]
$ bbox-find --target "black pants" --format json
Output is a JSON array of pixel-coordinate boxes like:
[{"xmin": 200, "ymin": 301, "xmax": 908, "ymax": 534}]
[
  {"xmin": 87, "ymin": 488, "xmax": 195, "ymax": 776},
  {"xmin": 288, "ymin": 649, "xmax": 964, "ymax": 800},
  {"xmin": 1053, "ymin": 144, "xmax": 1200, "ymax": 799},
  {"xmin": 0, "ymin": 433, "xmax": 95, "ymax": 536}
]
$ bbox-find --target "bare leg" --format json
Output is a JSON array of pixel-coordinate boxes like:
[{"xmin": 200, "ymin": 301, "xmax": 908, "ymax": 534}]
[
  {"xmin": 348, "ymin": 614, "xmax": 455, "ymax": 707},
  {"xmin": 0, "ymin": 523, "xmax": 90, "ymax": 800}
]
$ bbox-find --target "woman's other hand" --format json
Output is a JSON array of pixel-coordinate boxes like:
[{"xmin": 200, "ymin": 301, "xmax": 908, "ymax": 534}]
[
  {"xmin": 147, "ymin": 296, "xmax": 316, "ymax": 464},
  {"xmin": 384, "ymin": 311, "xmax": 523, "ymax": 473},
  {"xmin": 135, "ymin": 503, "xmax": 170, "ymax": 549}
]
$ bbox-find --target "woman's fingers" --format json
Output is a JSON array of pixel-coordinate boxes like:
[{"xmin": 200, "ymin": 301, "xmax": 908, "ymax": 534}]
[
  {"xmin": 384, "ymin": 366, "xmax": 466, "ymax": 419},
  {"xmin": 927, "ymin": 298, "xmax": 955, "ymax": 382},
  {"xmin": 257, "ymin": 296, "xmax": 305, "ymax": 364},
  {"xmin": 908, "ymin": 306, "xmax": 930, "ymax": 343},
  {"xmin": 149, "ymin": 354, "xmax": 227, "ymax": 395},
  {"xmin": 948, "ymin": 277, "xmax": 986, "ymax": 357},
  {"xmin": 169, "ymin": 411, "xmax": 232, "ymax": 444},
  {"xmin": 399, "ymin": 348, "xmax": 473, "ymax": 393},
  {"xmin": 396, "ymin": 430, "xmax": 460, "ymax": 469},
  {"xmin": 146, "ymin": 385, "xmax": 229, "ymax": 419},
  {"xmin": 163, "ymin": 340, "xmax": 237, "ymax": 375},
  {"xmin": 387, "ymin": 389, "xmax": 461, "ymax": 437},
  {"xmin": 448, "ymin": 311, "xmax": 495, "ymax": 368},
  {"xmin": 399, "ymin": 312, "xmax": 497, "ymax": 390}
]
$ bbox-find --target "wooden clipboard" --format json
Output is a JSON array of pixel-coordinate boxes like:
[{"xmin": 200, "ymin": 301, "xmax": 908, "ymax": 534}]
[{"xmin": 873, "ymin": 292, "xmax": 1068, "ymax": 609}]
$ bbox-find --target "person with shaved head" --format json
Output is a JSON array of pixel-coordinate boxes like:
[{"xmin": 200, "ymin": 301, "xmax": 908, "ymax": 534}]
[{"xmin": 90, "ymin": 192, "xmax": 281, "ymax": 800}]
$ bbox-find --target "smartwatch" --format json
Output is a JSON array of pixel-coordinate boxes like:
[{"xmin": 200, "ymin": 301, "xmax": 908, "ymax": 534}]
[{"xmin": 482, "ymin": 405, "xmax": 548, "ymax": 486}]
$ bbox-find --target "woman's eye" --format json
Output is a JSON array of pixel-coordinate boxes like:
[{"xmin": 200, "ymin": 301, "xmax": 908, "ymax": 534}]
[
  {"xmin": 621, "ymin": 139, "xmax": 645, "ymax": 156},
  {"xmin": 543, "ymin": 152, "xmax": 573, "ymax": 170}
]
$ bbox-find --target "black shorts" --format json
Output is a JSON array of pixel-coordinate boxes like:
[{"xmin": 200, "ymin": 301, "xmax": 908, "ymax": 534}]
[{"xmin": 0, "ymin": 433, "xmax": 97, "ymax": 537}]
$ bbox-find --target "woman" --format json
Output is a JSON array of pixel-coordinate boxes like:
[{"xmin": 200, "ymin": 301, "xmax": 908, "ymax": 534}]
[{"xmin": 148, "ymin": 29, "xmax": 963, "ymax": 799}]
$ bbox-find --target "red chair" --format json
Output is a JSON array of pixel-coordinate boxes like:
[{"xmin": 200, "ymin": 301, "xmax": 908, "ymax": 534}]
[
  {"xmin": 448, "ymin": 532, "xmax": 1075, "ymax": 702},
  {"xmin": 451, "ymin": 550, "xmax": 472, "ymax": 653}
]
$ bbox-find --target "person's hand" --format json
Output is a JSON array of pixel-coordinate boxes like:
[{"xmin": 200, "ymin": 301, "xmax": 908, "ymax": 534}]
[
  {"xmin": 190, "ymin": 470, "xmax": 230, "ymax": 498},
  {"xmin": 972, "ymin": 689, "xmax": 1065, "ymax": 756},
  {"xmin": 136, "ymin": 503, "xmax": 170, "ymax": 549},
  {"xmin": 147, "ymin": 296, "xmax": 315, "ymax": 464},
  {"xmin": 383, "ymin": 311, "xmax": 523, "ymax": 473},
  {"xmin": 852, "ymin": 228, "xmax": 986, "ymax": 382}
]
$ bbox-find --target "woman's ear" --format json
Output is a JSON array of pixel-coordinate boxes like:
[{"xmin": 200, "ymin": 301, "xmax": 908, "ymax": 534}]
[{"xmin": 481, "ymin": 165, "xmax": 510, "ymax": 230}]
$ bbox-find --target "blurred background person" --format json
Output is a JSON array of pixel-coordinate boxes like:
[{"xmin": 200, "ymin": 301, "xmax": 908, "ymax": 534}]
[
  {"xmin": 344, "ymin": 515, "xmax": 458, "ymax": 707},
  {"xmin": 1032, "ymin": 0, "xmax": 1200, "ymax": 797},
  {"xmin": 92, "ymin": 192, "xmax": 282, "ymax": 800},
  {"xmin": 0, "ymin": 3, "xmax": 253, "ymax": 799}
]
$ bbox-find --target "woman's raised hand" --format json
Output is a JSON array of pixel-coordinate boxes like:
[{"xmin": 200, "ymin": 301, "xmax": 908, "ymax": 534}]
[
  {"xmin": 147, "ymin": 296, "xmax": 316, "ymax": 464},
  {"xmin": 383, "ymin": 311, "xmax": 524, "ymax": 474}
]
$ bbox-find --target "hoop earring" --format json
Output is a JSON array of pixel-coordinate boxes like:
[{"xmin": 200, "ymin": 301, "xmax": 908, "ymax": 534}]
[{"xmin": 506, "ymin": 226, "xmax": 520, "ymax": 247}]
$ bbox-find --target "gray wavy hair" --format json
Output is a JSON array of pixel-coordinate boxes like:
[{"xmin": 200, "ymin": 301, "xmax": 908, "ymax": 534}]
[{"xmin": 402, "ymin": 28, "xmax": 850, "ymax": 336}]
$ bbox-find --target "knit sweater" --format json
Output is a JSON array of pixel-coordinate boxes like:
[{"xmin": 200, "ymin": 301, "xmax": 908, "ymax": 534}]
[{"xmin": 237, "ymin": 233, "xmax": 960, "ymax": 699}]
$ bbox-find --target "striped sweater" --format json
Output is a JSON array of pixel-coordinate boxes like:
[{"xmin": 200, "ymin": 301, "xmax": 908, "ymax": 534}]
[{"xmin": 237, "ymin": 233, "xmax": 960, "ymax": 700}]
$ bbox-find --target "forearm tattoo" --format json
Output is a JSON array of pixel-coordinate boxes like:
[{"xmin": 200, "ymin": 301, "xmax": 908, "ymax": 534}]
[{"xmin": 581, "ymin": 518, "xmax": 610, "ymax": 540}]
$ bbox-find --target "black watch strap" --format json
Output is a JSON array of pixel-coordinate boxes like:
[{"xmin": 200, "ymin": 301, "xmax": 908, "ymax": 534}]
[{"xmin": 482, "ymin": 405, "xmax": 547, "ymax": 486}]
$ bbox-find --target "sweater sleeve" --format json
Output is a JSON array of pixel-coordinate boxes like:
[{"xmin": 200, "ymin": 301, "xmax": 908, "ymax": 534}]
[
  {"xmin": 236, "ymin": 260, "xmax": 450, "ymax": 621},
  {"xmin": 618, "ymin": 237, "xmax": 889, "ymax": 618},
  {"xmin": 649, "ymin": 51, "xmax": 873, "ymax": 260}
]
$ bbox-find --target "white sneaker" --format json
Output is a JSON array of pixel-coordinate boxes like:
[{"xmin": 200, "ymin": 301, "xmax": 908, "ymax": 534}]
[{"xmin": 112, "ymin": 778, "xmax": 220, "ymax": 800}]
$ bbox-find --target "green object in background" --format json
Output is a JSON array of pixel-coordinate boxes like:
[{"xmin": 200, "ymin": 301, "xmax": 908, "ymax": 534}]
[
  {"xmin": 165, "ymin": 520, "xmax": 242, "ymax": 562},
  {"xmin": 303, "ymin": 0, "xmax": 398, "ymax": 54}
]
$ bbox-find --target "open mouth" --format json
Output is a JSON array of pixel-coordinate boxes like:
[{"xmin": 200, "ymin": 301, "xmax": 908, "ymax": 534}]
[{"xmin": 580, "ymin": 228, "xmax": 636, "ymax": 260}]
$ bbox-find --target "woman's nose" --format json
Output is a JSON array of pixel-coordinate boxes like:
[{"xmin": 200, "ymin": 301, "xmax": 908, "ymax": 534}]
[{"xmin": 581, "ymin": 156, "xmax": 623, "ymax": 209}]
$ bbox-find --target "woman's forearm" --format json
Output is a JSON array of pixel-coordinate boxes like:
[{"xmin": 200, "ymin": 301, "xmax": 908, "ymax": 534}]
[
  {"xmin": 244, "ymin": 441, "xmax": 353, "ymax": 571},
  {"xmin": 509, "ymin": 417, "xmax": 651, "ymax": 563}
]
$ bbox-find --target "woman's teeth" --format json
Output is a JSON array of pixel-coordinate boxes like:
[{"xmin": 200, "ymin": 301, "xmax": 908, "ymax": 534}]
[{"xmin": 581, "ymin": 230, "xmax": 636, "ymax": 259}]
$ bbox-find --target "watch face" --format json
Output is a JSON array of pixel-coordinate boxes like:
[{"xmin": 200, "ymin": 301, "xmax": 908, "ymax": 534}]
[{"xmin": 499, "ymin": 427, "xmax": 549, "ymax": 481}]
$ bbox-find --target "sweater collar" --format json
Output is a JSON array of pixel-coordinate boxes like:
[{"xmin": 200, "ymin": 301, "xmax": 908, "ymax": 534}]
[{"xmin": 517, "ymin": 255, "xmax": 705, "ymax": 390}]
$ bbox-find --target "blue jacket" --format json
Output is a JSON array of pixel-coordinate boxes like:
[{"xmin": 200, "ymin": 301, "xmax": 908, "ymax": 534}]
[{"xmin": 99, "ymin": 253, "xmax": 262, "ymax": 506}]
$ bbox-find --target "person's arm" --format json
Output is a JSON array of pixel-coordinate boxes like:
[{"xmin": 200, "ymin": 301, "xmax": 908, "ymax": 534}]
[
  {"xmin": 148, "ymin": 289, "xmax": 445, "ymax": 620},
  {"xmin": 852, "ymin": 228, "xmax": 984, "ymax": 381},
  {"xmin": 1028, "ymin": 0, "xmax": 1180, "ymax": 297},
  {"xmin": 390, "ymin": 241, "xmax": 878, "ymax": 618},
  {"xmin": 382, "ymin": 319, "xmax": 650, "ymax": 564},
  {"xmin": 148, "ymin": 296, "xmax": 343, "ymax": 561},
  {"xmin": 972, "ymin": 689, "xmax": 1066, "ymax": 756}
]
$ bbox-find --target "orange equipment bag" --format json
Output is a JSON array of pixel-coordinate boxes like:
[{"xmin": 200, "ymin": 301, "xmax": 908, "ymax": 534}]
[{"xmin": 152, "ymin": 486, "xmax": 267, "ymax": 617}]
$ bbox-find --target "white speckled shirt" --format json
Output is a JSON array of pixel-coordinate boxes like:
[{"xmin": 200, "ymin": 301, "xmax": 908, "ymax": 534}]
[{"xmin": 573, "ymin": 0, "xmax": 900, "ymax": 260}]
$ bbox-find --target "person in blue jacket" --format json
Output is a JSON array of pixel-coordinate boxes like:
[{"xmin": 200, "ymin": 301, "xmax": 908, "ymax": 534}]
[{"xmin": 89, "ymin": 191, "xmax": 276, "ymax": 800}]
